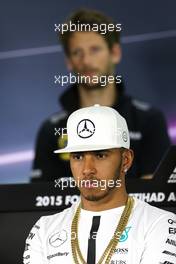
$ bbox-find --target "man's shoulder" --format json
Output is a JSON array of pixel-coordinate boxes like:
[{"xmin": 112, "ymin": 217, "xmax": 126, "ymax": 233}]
[
  {"xmin": 38, "ymin": 201, "xmax": 79, "ymax": 229},
  {"xmin": 129, "ymin": 97, "xmax": 163, "ymax": 118},
  {"xmin": 42, "ymin": 110, "xmax": 68, "ymax": 127},
  {"xmin": 134, "ymin": 197, "xmax": 175, "ymax": 226},
  {"xmin": 131, "ymin": 98, "xmax": 151, "ymax": 112},
  {"xmin": 37, "ymin": 110, "xmax": 68, "ymax": 137},
  {"xmin": 120, "ymin": 96, "xmax": 167, "ymax": 133},
  {"xmin": 27, "ymin": 203, "xmax": 78, "ymax": 240}
]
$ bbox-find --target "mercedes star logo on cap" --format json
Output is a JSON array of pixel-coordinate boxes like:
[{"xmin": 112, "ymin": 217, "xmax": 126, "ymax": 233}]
[
  {"xmin": 122, "ymin": 131, "xmax": 128, "ymax": 142},
  {"xmin": 77, "ymin": 119, "xmax": 95, "ymax": 138}
]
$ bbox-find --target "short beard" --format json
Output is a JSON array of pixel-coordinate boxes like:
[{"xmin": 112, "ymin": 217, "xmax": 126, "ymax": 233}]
[
  {"xmin": 80, "ymin": 81, "xmax": 106, "ymax": 91},
  {"xmin": 81, "ymin": 163, "xmax": 122, "ymax": 202},
  {"xmin": 82, "ymin": 190, "xmax": 109, "ymax": 202},
  {"xmin": 76, "ymin": 64, "xmax": 114, "ymax": 91}
]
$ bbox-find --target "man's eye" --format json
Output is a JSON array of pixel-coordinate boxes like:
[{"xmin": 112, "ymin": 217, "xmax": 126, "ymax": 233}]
[
  {"xmin": 96, "ymin": 153, "xmax": 107, "ymax": 159},
  {"xmin": 91, "ymin": 46, "xmax": 102, "ymax": 54},
  {"xmin": 72, "ymin": 154, "xmax": 83, "ymax": 160},
  {"xmin": 71, "ymin": 49, "xmax": 82, "ymax": 57}
]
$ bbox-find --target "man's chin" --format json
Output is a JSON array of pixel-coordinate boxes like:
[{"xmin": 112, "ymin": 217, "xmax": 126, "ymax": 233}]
[
  {"xmin": 81, "ymin": 82, "xmax": 106, "ymax": 91},
  {"xmin": 81, "ymin": 188, "xmax": 109, "ymax": 202}
]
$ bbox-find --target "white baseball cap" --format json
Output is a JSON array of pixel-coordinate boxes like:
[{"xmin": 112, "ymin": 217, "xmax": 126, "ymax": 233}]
[{"xmin": 54, "ymin": 104, "xmax": 130, "ymax": 153}]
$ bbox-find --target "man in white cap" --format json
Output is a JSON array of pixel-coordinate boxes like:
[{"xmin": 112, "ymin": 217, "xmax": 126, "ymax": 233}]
[{"xmin": 23, "ymin": 105, "xmax": 176, "ymax": 264}]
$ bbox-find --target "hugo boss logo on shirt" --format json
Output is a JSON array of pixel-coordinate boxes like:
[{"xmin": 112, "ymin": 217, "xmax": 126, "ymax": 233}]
[
  {"xmin": 49, "ymin": 230, "xmax": 68, "ymax": 248},
  {"xmin": 77, "ymin": 119, "xmax": 95, "ymax": 138},
  {"xmin": 114, "ymin": 248, "xmax": 128, "ymax": 254}
]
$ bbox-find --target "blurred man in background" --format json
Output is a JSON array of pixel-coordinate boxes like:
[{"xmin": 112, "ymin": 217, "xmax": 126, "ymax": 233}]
[{"xmin": 31, "ymin": 9, "xmax": 170, "ymax": 182}]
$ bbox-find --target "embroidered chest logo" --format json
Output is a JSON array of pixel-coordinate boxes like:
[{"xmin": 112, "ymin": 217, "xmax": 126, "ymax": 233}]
[{"xmin": 49, "ymin": 230, "xmax": 68, "ymax": 248}]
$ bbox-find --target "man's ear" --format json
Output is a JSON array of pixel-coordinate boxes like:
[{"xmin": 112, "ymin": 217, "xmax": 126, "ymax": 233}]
[
  {"xmin": 65, "ymin": 57, "xmax": 73, "ymax": 71},
  {"xmin": 122, "ymin": 149, "xmax": 134, "ymax": 173},
  {"xmin": 111, "ymin": 44, "xmax": 122, "ymax": 64}
]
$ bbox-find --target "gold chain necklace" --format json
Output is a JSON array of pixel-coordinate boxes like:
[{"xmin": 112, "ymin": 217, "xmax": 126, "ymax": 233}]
[{"xmin": 71, "ymin": 196, "xmax": 134, "ymax": 264}]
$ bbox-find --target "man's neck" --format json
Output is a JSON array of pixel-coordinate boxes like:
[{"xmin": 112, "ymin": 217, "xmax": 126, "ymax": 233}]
[
  {"xmin": 79, "ymin": 82, "xmax": 117, "ymax": 108},
  {"xmin": 80, "ymin": 188, "xmax": 128, "ymax": 212}
]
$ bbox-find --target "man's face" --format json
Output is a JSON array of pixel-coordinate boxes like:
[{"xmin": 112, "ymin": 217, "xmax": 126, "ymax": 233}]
[
  {"xmin": 70, "ymin": 149, "xmax": 124, "ymax": 202},
  {"xmin": 66, "ymin": 31, "xmax": 121, "ymax": 89}
]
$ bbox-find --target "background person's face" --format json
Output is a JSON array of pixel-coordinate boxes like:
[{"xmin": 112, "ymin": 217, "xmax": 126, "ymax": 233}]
[
  {"xmin": 66, "ymin": 31, "xmax": 121, "ymax": 89},
  {"xmin": 70, "ymin": 149, "xmax": 123, "ymax": 201}
]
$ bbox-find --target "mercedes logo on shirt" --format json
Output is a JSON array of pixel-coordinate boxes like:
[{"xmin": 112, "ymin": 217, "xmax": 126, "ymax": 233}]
[
  {"xmin": 49, "ymin": 230, "xmax": 67, "ymax": 248},
  {"xmin": 77, "ymin": 119, "xmax": 95, "ymax": 138}
]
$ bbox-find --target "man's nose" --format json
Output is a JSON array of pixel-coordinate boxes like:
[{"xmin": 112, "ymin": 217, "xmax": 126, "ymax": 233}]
[
  {"xmin": 82, "ymin": 156, "xmax": 96, "ymax": 177},
  {"xmin": 82, "ymin": 52, "xmax": 93, "ymax": 66}
]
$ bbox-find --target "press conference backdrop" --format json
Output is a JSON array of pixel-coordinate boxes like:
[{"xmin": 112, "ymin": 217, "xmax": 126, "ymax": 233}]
[{"xmin": 0, "ymin": 1, "xmax": 176, "ymax": 183}]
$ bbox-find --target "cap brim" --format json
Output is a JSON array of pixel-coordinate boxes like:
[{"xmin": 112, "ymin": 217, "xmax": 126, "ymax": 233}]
[{"xmin": 54, "ymin": 144, "xmax": 124, "ymax": 153}]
